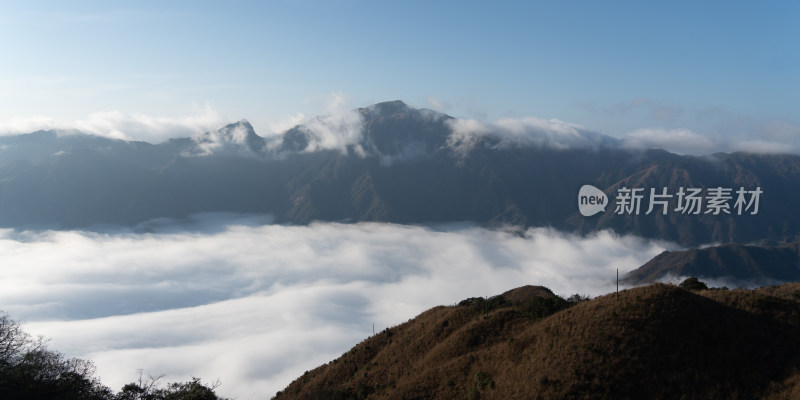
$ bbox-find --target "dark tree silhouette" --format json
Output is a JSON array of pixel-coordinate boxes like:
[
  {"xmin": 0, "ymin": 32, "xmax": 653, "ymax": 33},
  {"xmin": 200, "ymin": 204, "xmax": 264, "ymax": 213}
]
[{"xmin": 1, "ymin": 311, "xmax": 227, "ymax": 400}]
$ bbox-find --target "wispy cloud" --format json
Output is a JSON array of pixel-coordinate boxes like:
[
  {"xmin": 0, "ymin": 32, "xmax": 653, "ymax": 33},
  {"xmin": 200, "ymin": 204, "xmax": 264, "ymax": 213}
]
[
  {"xmin": 582, "ymin": 98, "xmax": 684, "ymax": 122},
  {"xmin": 653, "ymin": 273, "xmax": 785, "ymax": 290},
  {"xmin": 618, "ymin": 123, "xmax": 800, "ymax": 155},
  {"xmin": 426, "ymin": 96, "xmax": 451, "ymax": 113},
  {"xmin": 293, "ymin": 92, "xmax": 366, "ymax": 154},
  {"xmin": 297, "ymin": 110, "xmax": 365, "ymax": 154},
  {"xmin": 267, "ymin": 113, "xmax": 306, "ymax": 135},
  {"xmin": 580, "ymin": 98, "xmax": 800, "ymax": 155},
  {"xmin": 0, "ymin": 104, "xmax": 226, "ymax": 143},
  {"xmin": 446, "ymin": 116, "xmax": 617, "ymax": 155},
  {"xmin": 448, "ymin": 113, "xmax": 800, "ymax": 156},
  {"xmin": 620, "ymin": 127, "xmax": 716, "ymax": 155},
  {"xmin": 3, "ymin": 98, "xmax": 797, "ymax": 157},
  {"xmin": 3, "ymin": 218, "xmax": 670, "ymax": 399}
]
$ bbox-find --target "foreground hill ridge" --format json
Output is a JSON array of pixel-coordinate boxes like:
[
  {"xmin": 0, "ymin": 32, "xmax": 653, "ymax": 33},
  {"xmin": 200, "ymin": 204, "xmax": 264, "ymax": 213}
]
[
  {"xmin": 276, "ymin": 282, "xmax": 800, "ymax": 400},
  {"xmin": 1, "ymin": 100, "xmax": 800, "ymax": 247}
]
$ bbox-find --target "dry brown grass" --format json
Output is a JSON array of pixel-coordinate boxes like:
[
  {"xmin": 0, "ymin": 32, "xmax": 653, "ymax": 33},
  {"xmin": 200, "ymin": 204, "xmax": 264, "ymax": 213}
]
[{"xmin": 274, "ymin": 282, "xmax": 800, "ymax": 400}]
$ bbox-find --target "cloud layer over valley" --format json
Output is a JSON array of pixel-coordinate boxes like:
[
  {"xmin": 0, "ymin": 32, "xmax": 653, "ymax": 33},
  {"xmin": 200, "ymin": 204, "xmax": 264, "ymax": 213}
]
[{"xmin": 1, "ymin": 217, "xmax": 671, "ymax": 399}]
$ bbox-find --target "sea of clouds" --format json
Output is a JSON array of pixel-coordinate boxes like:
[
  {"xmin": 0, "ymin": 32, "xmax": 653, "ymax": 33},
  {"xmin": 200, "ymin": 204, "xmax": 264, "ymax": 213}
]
[{"xmin": 0, "ymin": 216, "xmax": 673, "ymax": 399}]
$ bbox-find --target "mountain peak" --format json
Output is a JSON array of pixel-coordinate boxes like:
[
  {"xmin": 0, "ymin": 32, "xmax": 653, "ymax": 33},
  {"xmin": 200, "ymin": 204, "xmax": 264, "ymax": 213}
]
[
  {"xmin": 212, "ymin": 120, "xmax": 258, "ymax": 143},
  {"xmin": 222, "ymin": 119, "xmax": 254, "ymax": 132},
  {"xmin": 275, "ymin": 100, "xmax": 452, "ymax": 156},
  {"xmin": 365, "ymin": 100, "xmax": 409, "ymax": 115},
  {"xmin": 182, "ymin": 119, "xmax": 265, "ymax": 156},
  {"xmin": 355, "ymin": 100, "xmax": 453, "ymax": 158}
]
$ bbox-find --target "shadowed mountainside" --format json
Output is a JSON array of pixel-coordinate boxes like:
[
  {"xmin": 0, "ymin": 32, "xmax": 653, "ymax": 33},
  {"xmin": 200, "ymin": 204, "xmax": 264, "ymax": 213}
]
[
  {"xmin": 1, "ymin": 100, "xmax": 799, "ymax": 246},
  {"xmin": 624, "ymin": 242, "xmax": 800, "ymax": 286},
  {"xmin": 275, "ymin": 283, "xmax": 800, "ymax": 400}
]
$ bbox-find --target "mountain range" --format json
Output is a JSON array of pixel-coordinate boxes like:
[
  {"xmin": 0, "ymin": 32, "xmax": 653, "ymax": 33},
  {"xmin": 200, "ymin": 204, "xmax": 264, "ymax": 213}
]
[{"xmin": 1, "ymin": 100, "xmax": 799, "ymax": 246}]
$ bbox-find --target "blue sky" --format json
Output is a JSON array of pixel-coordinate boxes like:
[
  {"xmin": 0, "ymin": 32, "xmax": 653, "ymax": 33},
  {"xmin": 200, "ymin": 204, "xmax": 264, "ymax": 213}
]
[{"xmin": 0, "ymin": 1, "xmax": 797, "ymax": 144}]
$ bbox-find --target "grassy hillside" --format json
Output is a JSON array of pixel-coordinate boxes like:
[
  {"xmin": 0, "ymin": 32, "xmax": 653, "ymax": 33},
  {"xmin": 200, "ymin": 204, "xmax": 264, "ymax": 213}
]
[{"xmin": 275, "ymin": 283, "xmax": 800, "ymax": 400}]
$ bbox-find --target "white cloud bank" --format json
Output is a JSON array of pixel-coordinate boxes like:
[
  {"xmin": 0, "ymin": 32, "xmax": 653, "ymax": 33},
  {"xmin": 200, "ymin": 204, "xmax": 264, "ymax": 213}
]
[
  {"xmin": 0, "ymin": 218, "xmax": 671, "ymax": 399},
  {"xmin": 0, "ymin": 104, "xmax": 226, "ymax": 143},
  {"xmin": 294, "ymin": 109, "xmax": 366, "ymax": 154},
  {"xmin": 447, "ymin": 117, "xmax": 800, "ymax": 156},
  {"xmin": 620, "ymin": 127, "xmax": 717, "ymax": 155},
  {"xmin": 287, "ymin": 92, "xmax": 367, "ymax": 155},
  {"xmin": 446, "ymin": 117, "xmax": 617, "ymax": 155},
  {"xmin": 2, "ymin": 95, "xmax": 799, "ymax": 157}
]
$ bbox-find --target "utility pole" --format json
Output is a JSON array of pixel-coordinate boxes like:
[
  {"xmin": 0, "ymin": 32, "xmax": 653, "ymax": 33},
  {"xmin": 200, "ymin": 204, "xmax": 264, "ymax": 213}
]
[{"xmin": 616, "ymin": 268, "xmax": 619, "ymax": 300}]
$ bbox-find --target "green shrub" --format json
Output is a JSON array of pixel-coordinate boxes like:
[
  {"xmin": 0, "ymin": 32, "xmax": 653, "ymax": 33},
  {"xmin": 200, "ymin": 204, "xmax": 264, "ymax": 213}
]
[
  {"xmin": 458, "ymin": 296, "xmax": 510, "ymax": 315},
  {"xmin": 679, "ymin": 277, "xmax": 708, "ymax": 291},
  {"xmin": 518, "ymin": 296, "xmax": 569, "ymax": 320}
]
